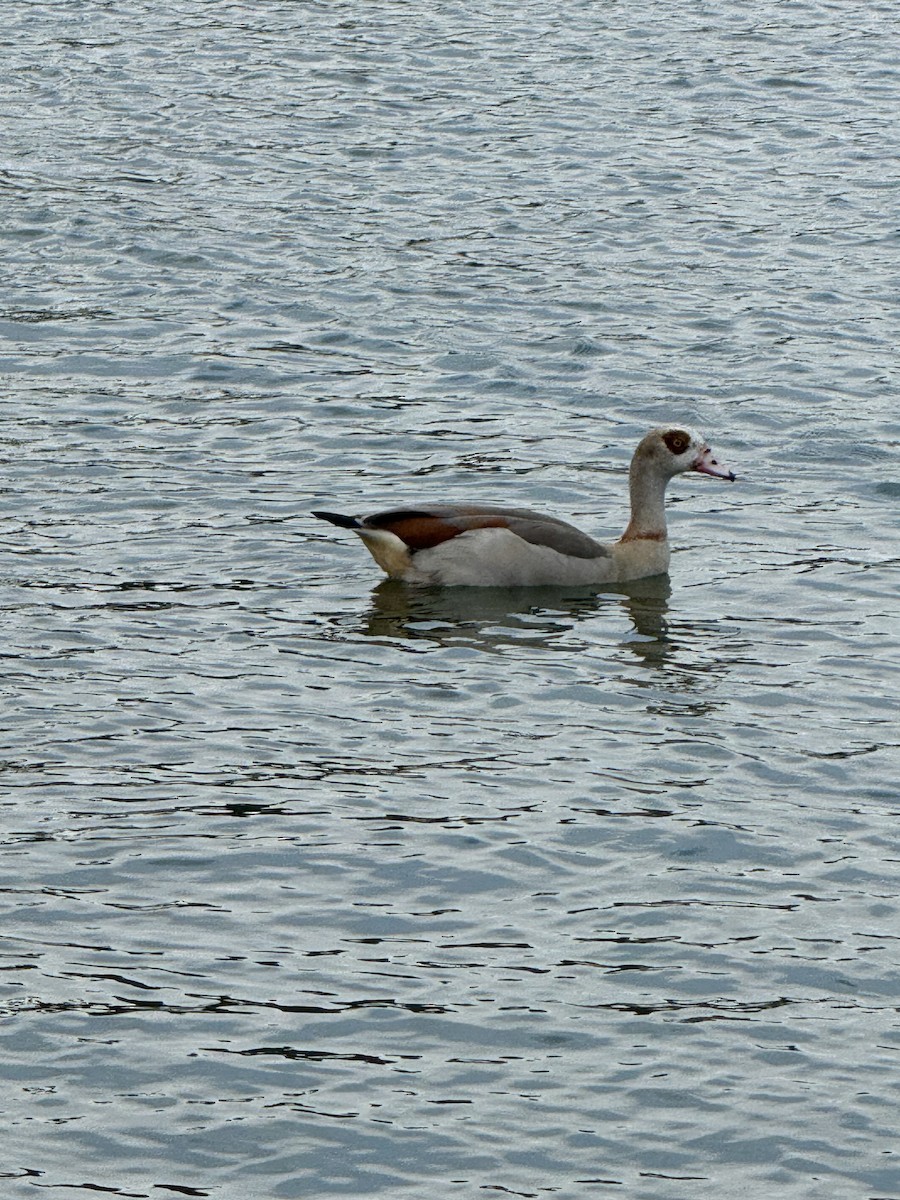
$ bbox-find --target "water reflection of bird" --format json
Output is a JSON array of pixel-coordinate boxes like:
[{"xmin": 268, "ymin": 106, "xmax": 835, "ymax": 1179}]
[
  {"xmin": 313, "ymin": 427, "xmax": 735, "ymax": 587},
  {"xmin": 618, "ymin": 575, "xmax": 673, "ymax": 663},
  {"xmin": 357, "ymin": 574, "xmax": 674, "ymax": 659}
]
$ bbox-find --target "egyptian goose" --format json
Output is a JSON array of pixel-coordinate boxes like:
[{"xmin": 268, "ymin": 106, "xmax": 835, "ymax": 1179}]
[{"xmin": 313, "ymin": 426, "xmax": 735, "ymax": 587}]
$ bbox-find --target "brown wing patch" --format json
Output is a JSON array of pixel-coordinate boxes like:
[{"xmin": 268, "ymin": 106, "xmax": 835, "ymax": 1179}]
[{"xmin": 365, "ymin": 509, "xmax": 510, "ymax": 551}]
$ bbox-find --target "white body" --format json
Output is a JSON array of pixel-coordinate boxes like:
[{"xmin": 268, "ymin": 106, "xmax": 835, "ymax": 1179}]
[{"xmin": 360, "ymin": 526, "xmax": 668, "ymax": 587}]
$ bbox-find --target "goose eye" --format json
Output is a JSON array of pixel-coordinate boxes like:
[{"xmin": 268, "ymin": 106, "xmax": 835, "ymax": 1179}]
[{"xmin": 663, "ymin": 429, "xmax": 690, "ymax": 455}]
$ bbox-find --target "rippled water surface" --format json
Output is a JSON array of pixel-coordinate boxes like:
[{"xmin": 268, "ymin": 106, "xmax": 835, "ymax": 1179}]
[{"xmin": 2, "ymin": 2, "xmax": 899, "ymax": 1198}]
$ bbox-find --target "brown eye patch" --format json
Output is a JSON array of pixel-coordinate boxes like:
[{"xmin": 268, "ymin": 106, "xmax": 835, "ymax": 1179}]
[{"xmin": 662, "ymin": 429, "xmax": 691, "ymax": 455}]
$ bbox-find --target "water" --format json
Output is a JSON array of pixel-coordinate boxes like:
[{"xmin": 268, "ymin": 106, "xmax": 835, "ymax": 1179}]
[{"xmin": 2, "ymin": 2, "xmax": 899, "ymax": 1198}]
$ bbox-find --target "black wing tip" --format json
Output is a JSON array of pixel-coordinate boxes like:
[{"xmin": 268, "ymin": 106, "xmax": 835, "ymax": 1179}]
[{"xmin": 312, "ymin": 510, "xmax": 361, "ymax": 530}]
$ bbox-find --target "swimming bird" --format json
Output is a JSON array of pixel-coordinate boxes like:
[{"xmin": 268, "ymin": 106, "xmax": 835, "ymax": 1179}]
[{"xmin": 313, "ymin": 426, "xmax": 735, "ymax": 587}]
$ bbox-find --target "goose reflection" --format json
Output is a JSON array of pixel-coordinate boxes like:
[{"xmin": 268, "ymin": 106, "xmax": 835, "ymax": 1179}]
[{"xmin": 356, "ymin": 575, "xmax": 673, "ymax": 659}]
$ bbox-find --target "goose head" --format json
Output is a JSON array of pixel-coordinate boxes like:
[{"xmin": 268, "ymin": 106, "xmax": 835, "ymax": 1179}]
[{"xmin": 634, "ymin": 427, "xmax": 736, "ymax": 483}]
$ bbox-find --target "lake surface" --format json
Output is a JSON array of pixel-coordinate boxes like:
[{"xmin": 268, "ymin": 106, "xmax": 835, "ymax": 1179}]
[{"xmin": 2, "ymin": 2, "xmax": 899, "ymax": 1198}]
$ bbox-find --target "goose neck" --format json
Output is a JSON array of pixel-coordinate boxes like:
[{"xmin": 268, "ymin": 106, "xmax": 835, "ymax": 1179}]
[{"xmin": 622, "ymin": 461, "xmax": 669, "ymax": 542}]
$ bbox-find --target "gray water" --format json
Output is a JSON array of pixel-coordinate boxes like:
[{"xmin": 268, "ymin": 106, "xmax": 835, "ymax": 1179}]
[{"xmin": 2, "ymin": 2, "xmax": 899, "ymax": 1198}]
